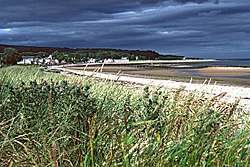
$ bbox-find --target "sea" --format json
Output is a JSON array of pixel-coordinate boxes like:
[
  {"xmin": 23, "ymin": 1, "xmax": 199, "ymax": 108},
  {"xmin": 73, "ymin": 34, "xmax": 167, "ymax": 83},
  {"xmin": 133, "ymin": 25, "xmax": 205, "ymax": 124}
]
[{"xmin": 182, "ymin": 58, "xmax": 250, "ymax": 67}]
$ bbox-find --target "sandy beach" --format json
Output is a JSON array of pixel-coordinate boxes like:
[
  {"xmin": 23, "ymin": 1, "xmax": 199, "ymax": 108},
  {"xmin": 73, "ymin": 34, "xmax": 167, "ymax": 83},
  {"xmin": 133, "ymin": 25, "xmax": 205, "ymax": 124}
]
[
  {"xmin": 198, "ymin": 67, "xmax": 250, "ymax": 77},
  {"xmin": 67, "ymin": 65, "xmax": 250, "ymax": 87},
  {"xmin": 49, "ymin": 65, "xmax": 250, "ymax": 112}
]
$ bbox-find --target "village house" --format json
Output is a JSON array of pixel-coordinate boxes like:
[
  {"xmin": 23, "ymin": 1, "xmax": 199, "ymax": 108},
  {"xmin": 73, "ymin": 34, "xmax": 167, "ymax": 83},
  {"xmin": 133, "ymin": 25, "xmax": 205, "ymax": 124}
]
[
  {"xmin": 88, "ymin": 58, "xmax": 96, "ymax": 63},
  {"xmin": 104, "ymin": 58, "xmax": 114, "ymax": 63},
  {"xmin": 17, "ymin": 56, "xmax": 36, "ymax": 65},
  {"xmin": 104, "ymin": 57, "xmax": 129, "ymax": 63},
  {"xmin": 17, "ymin": 55, "xmax": 62, "ymax": 65},
  {"xmin": 113, "ymin": 57, "xmax": 129, "ymax": 63}
]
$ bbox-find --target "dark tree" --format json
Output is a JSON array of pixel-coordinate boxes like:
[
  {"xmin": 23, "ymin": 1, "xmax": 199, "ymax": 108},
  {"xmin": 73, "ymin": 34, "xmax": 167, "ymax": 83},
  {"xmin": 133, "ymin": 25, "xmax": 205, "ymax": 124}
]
[{"xmin": 2, "ymin": 47, "xmax": 22, "ymax": 65}]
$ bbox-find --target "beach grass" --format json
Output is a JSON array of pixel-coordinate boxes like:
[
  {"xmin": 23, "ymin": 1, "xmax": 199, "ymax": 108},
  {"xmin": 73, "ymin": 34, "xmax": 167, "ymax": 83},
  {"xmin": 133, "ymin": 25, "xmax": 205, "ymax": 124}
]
[{"xmin": 0, "ymin": 66, "xmax": 249, "ymax": 166}]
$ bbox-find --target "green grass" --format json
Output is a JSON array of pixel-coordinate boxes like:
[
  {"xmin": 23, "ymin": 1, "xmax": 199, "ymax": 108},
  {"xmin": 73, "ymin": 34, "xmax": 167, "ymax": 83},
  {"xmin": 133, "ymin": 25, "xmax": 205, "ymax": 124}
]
[{"xmin": 0, "ymin": 66, "xmax": 249, "ymax": 166}]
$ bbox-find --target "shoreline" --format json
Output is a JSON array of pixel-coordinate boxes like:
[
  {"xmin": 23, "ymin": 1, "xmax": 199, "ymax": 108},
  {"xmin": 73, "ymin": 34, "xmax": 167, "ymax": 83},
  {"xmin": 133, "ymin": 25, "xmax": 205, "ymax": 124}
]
[
  {"xmin": 66, "ymin": 65, "xmax": 250, "ymax": 88},
  {"xmin": 62, "ymin": 59, "xmax": 218, "ymax": 67}
]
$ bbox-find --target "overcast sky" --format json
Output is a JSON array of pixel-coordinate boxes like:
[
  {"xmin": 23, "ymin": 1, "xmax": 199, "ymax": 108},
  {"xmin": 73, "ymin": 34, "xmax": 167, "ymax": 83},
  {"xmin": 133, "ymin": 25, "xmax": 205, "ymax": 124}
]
[{"xmin": 0, "ymin": 0, "xmax": 250, "ymax": 58}]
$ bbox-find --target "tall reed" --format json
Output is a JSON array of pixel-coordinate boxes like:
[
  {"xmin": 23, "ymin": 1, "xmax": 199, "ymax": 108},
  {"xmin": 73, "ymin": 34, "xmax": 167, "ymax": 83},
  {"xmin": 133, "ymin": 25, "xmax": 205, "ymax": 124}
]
[{"xmin": 0, "ymin": 66, "xmax": 249, "ymax": 166}]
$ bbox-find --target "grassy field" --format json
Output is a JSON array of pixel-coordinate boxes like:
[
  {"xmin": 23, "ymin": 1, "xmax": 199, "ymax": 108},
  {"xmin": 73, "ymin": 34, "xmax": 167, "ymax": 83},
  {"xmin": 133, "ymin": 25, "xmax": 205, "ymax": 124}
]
[{"xmin": 0, "ymin": 66, "xmax": 249, "ymax": 166}]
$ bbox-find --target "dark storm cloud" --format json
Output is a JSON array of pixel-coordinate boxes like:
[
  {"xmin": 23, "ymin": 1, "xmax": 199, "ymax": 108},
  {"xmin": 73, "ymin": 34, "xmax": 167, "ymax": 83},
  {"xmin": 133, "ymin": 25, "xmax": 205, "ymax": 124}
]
[
  {"xmin": 0, "ymin": 0, "xmax": 218, "ymax": 23},
  {"xmin": 174, "ymin": 0, "xmax": 218, "ymax": 4},
  {"xmin": 0, "ymin": 0, "xmax": 250, "ymax": 58}
]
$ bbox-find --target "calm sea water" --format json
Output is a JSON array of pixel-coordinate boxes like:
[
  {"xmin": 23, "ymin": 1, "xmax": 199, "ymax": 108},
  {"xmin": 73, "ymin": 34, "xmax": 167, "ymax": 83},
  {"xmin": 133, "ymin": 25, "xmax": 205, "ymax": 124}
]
[{"xmin": 183, "ymin": 59, "xmax": 250, "ymax": 67}]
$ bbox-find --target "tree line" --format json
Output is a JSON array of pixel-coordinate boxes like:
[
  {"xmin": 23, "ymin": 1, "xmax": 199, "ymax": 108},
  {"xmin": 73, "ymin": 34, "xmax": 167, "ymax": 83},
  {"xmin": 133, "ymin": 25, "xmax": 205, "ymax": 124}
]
[{"xmin": 0, "ymin": 47, "xmax": 184, "ymax": 66}]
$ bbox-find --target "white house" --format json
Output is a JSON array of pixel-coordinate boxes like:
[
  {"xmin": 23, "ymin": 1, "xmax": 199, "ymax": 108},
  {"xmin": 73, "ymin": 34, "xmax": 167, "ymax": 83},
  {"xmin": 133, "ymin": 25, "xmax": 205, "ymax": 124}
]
[
  {"xmin": 17, "ymin": 55, "xmax": 63, "ymax": 65},
  {"xmin": 104, "ymin": 58, "xmax": 114, "ymax": 63},
  {"xmin": 17, "ymin": 56, "xmax": 35, "ymax": 64},
  {"xmin": 104, "ymin": 57, "xmax": 129, "ymax": 63},
  {"xmin": 88, "ymin": 58, "xmax": 96, "ymax": 63},
  {"xmin": 113, "ymin": 57, "xmax": 129, "ymax": 63}
]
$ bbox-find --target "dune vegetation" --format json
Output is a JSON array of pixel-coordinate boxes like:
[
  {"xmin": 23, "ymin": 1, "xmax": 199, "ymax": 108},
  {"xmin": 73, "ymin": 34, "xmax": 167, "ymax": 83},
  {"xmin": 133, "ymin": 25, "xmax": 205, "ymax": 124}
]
[{"xmin": 0, "ymin": 66, "xmax": 249, "ymax": 166}]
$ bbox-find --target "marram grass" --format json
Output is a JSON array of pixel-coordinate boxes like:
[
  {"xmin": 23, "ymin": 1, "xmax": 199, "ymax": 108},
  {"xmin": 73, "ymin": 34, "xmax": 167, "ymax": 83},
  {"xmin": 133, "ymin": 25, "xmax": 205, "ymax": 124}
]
[{"xmin": 0, "ymin": 66, "xmax": 249, "ymax": 166}]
